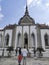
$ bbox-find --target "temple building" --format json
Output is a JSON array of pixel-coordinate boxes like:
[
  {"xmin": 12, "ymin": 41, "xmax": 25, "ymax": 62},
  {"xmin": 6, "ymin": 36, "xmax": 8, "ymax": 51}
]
[{"xmin": 0, "ymin": 4, "xmax": 49, "ymax": 57}]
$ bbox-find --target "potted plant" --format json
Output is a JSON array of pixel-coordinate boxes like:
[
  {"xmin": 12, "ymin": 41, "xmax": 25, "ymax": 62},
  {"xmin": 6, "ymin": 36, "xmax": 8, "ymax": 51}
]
[
  {"xmin": 7, "ymin": 46, "xmax": 14, "ymax": 57},
  {"xmin": 2, "ymin": 49, "xmax": 4, "ymax": 57},
  {"xmin": 37, "ymin": 47, "xmax": 45, "ymax": 57}
]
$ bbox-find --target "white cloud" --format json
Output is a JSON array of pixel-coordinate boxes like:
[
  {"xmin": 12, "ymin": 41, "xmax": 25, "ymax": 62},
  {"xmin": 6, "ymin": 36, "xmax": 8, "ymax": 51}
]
[
  {"xmin": 27, "ymin": 0, "xmax": 42, "ymax": 7},
  {"xmin": 27, "ymin": 0, "xmax": 33, "ymax": 6},
  {"xmin": 27, "ymin": 0, "xmax": 49, "ymax": 11},
  {"xmin": 0, "ymin": 0, "xmax": 4, "ymax": 21},
  {"xmin": 0, "ymin": 13, "xmax": 4, "ymax": 20},
  {"xmin": 36, "ymin": 0, "xmax": 41, "ymax": 5},
  {"xmin": 46, "ymin": 3, "xmax": 49, "ymax": 7}
]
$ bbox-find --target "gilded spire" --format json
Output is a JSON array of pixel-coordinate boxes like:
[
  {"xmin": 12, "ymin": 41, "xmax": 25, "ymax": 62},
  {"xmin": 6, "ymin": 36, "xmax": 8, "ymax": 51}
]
[{"xmin": 25, "ymin": 0, "xmax": 29, "ymax": 15}]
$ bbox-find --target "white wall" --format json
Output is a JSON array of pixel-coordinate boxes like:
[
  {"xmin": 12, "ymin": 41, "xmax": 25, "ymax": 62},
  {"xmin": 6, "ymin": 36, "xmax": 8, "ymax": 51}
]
[
  {"xmin": 5, "ymin": 29, "xmax": 13, "ymax": 46},
  {"xmin": 41, "ymin": 29, "xmax": 49, "ymax": 50},
  {"xmin": 0, "ymin": 31, "xmax": 4, "ymax": 35},
  {"xmin": 15, "ymin": 26, "xmax": 22, "ymax": 49},
  {"xmin": 15, "ymin": 25, "xmax": 37, "ymax": 49},
  {"xmin": 0, "ymin": 26, "xmax": 49, "ymax": 57},
  {"xmin": 23, "ymin": 26, "xmax": 29, "ymax": 34},
  {"xmin": 0, "ymin": 31, "xmax": 4, "ymax": 48},
  {"xmin": 30, "ymin": 26, "xmax": 37, "ymax": 49}
]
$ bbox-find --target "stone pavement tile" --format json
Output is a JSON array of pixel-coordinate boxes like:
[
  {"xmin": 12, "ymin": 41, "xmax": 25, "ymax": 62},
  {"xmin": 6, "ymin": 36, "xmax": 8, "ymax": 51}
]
[
  {"xmin": 0, "ymin": 57, "xmax": 49, "ymax": 65},
  {"xmin": 0, "ymin": 59, "xmax": 18, "ymax": 65}
]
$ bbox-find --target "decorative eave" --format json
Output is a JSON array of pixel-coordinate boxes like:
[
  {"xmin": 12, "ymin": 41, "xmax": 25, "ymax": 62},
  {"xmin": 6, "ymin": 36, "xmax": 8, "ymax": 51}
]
[
  {"xmin": 36, "ymin": 24, "xmax": 49, "ymax": 29},
  {"xmin": 4, "ymin": 24, "xmax": 16, "ymax": 30}
]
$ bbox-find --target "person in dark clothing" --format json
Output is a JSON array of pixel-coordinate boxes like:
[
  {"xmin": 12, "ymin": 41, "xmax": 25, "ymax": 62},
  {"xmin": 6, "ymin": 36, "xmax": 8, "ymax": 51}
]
[
  {"xmin": 19, "ymin": 48, "xmax": 21, "ymax": 55},
  {"xmin": 18, "ymin": 48, "xmax": 22, "ymax": 65},
  {"xmin": 15, "ymin": 48, "xmax": 17, "ymax": 56},
  {"xmin": 34, "ymin": 47, "xmax": 36, "ymax": 57}
]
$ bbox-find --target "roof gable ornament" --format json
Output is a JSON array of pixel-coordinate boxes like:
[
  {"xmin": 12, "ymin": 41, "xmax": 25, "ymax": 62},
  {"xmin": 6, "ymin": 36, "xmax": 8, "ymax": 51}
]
[
  {"xmin": 25, "ymin": 0, "xmax": 29, "ymax": 15},
  {"xmin": 18, "ymin": 0, "xmax": 35, "ymax": 25}
]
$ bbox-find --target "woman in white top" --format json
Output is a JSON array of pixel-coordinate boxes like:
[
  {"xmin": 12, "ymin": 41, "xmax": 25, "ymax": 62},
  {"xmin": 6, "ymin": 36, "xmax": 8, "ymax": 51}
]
[{"xmin": 22, "ymin": 47, "xmax": 28, "ymax": 65}]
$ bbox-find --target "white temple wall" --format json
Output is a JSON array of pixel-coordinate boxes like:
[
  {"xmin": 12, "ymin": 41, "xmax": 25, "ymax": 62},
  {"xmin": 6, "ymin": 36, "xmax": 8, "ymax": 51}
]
[
  {"xmin": 30, "ymin": 26, "xmax": 37, "ymax": 49},
  {"xmin": 23, "ymin": 26, "xmax": 29, "ymax": 34},
  {"xmin": 23, "ymin": 26, "xmax": 29, "ymax": 47},
  {"xmin": 0, "ymin": 31, "xmax": 4, "ymax": 48},
  {"xmin": 15, "ymin": 25, "xmax": 38, "ymax": 49},
  {"xmin": 5, "ymin": 29, "xmax": 13, "ymax": 46},
  {"xmin": 15, "ymin": 26, "xmax": 22, "ymax": 49},
  {"xmin": 16, "ymin": 26, "xmax": 22, "ymax": 34},
  {"xmin": 41, "ymin": 29, "xmax": 49, "ymax": 50},
  {"xmin": 0, "ymin": 31, "xmax": 4, "ymax": 35}
]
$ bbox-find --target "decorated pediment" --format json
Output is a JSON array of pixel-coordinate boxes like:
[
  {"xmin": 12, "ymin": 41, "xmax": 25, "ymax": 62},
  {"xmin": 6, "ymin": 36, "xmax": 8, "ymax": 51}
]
[
  {"xmin": 18, "ymin": 5, "xmax": 35, "ymax": 25},
  {"xmin": 18, "ymin": 15, "xmax": 35, "ymax": 25}
]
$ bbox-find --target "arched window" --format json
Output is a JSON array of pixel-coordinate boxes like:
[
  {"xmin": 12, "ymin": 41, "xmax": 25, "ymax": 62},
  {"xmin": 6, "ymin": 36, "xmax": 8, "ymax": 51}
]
[
  {"xmin": 44, "ymin": 34, "xmax": 49, "ymax": 46},
  {"xmin": 5, "ymin": 34, "xmax": 9, "ymax": 46},
  {"xmin": 24, "ymin": 33, "xmax": 28, "ymax": 48},
  {"xmin": 0, "ymin": 34, "xmax": 2, "ymax": 47},
  {"xmin": 17, "ymin": 33, "xmax": 21, "ymax": 47},
  {"xmin": 31, "ymin": 33, "xmax": 35, "ymax": 47},
  {"xmin": 0, "ymin": 34, "xmax": 2, "ymax": 43}
]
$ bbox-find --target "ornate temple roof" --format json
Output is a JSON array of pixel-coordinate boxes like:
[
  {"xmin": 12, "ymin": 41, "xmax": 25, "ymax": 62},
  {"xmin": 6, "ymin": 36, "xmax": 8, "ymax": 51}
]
[{"xmin": 18, "ymin": 5, "xmax": 35, "ymax": 25}]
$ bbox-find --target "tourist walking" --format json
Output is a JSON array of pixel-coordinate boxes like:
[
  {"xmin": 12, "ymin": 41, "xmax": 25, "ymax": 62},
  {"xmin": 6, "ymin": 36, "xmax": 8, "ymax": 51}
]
[
  {"xmin": 22, "ymin": 47, "xmax": 28, "ymax": 65},
  {"xmin": 18, "ymin": 48, "xmax": 22, "ymax": 65}
]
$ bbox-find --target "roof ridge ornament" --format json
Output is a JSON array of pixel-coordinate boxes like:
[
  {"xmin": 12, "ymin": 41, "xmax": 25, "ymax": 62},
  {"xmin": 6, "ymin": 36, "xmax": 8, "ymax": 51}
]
[
  {"xmin": 18, "ymin": 0, "xmax": 35, "ymax": 25},
  {"xmin": 25, "ymin": 0, "xmax": 29, "ymax": 15}
]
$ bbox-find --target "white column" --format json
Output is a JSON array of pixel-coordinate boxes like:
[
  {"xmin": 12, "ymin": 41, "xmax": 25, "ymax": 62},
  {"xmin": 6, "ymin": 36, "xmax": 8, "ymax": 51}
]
[
  {"xmin": 48, "ymin": 35, "xmax": 49, "ymax": 45},
  {"xmin": 3, "ymin": 31, "xmax": 5, "ymax": 48},
  {"xmin": 36, "ymin": 25, "xmax": 42, "ymax": 48},
  {"xmin": 21, "ymin": 26, "xmax": 24, "ymax": 48},
  {"xmin": 28, "ymin": 26, "xmax": 30, "ymax": 48}
]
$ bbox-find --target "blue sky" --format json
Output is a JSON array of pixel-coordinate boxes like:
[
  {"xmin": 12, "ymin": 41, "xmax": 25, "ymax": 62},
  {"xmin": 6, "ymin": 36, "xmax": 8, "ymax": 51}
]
[{"xmin": 0, "ymin": 0, "xmax": 49, "ymax": 28}]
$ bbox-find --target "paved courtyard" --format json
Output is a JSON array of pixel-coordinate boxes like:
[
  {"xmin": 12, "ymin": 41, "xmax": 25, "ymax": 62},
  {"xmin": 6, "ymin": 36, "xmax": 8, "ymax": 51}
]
[{"xmin": 0, "ymin": 56, "xmax": 49, "ymax": 65}]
